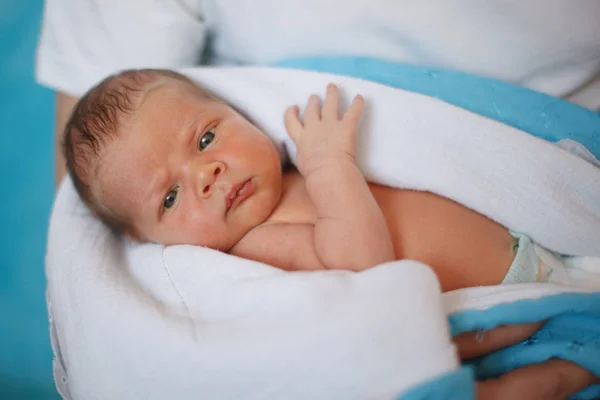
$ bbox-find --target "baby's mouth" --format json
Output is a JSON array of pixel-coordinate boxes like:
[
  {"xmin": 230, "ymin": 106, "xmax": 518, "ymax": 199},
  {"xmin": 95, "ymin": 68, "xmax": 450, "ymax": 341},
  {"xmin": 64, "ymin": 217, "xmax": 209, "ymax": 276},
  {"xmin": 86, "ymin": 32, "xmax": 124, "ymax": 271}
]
[{"xmin": 225, "ymin": 178, "xmax": 254, "ymax": 214}]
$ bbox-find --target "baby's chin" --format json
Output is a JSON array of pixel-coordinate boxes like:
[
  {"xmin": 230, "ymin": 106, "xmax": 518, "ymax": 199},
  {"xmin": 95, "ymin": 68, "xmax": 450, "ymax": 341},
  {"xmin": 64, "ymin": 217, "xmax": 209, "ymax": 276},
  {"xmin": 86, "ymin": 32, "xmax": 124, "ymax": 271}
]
[
  {"xmin": 182, "ymin": 227, "xmax": 254, "ymax": 252},
  {"xmin": 120, "ymin": 218, "xmax": 254, "ymax": 250},
  {"xmin": 192, "ymin": 237, "xmax": 242, "ymax": 253},
  {"xmin": 209, "ymin": 217, "xmax": 271, "ymax": 252}
]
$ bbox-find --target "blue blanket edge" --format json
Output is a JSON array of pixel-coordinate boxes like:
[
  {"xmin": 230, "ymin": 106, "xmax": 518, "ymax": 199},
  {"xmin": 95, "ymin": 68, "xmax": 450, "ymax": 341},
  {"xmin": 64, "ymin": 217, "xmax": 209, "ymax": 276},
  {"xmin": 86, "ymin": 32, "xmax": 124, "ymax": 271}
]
[
  {"xmin": 273, "ymin": 57, "xmax": 600, "ymax": 399},
  {"xmin": 453, "ymin": 293, "xmax": 600, "ymax": 400},
  {"xmin": 273, "ymin": 56, "xmax": 600, "ymax": 160}
]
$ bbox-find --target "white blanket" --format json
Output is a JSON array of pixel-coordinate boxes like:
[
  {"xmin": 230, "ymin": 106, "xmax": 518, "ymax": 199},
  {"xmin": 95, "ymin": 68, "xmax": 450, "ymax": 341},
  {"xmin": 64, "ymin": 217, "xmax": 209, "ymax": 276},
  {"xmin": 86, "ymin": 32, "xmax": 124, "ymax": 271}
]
[{"xmin": 47, "ymin": 67, "xmax": 600, "ymax": 399}]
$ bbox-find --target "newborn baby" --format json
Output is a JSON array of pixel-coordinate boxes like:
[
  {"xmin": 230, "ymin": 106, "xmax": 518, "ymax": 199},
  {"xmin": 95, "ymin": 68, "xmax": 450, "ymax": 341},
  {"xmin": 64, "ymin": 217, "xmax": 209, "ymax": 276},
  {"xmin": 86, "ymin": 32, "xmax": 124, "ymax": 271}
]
[{"xmin": 63, "ymin": 69, "xmax": 550, "ymax": 292}]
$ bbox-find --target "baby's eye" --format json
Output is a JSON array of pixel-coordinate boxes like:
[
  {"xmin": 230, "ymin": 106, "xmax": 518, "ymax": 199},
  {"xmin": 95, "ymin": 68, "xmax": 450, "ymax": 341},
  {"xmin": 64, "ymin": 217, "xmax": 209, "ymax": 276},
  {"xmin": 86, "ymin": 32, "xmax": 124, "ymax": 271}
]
[
  {"xmin": 198, "ymin": 128, "xmax": 216, "ymax": 150},
  {"xmin": 163, "ymin": 188, "xmax": 178, "ymax": 210}
]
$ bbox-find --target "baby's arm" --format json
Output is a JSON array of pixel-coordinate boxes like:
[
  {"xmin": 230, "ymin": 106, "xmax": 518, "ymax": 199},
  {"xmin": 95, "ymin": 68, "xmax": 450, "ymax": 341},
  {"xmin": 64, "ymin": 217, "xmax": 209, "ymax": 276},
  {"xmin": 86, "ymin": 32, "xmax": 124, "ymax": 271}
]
[{"xmin": 284, "ymin": 84, "xmax": 394, "ymax": 271}]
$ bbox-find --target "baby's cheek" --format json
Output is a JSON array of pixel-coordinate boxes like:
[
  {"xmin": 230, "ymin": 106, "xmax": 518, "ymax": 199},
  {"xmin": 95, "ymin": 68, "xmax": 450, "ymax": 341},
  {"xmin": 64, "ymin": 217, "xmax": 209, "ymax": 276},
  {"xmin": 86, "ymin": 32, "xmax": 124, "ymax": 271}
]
[
  {"xmin": 186, "ymin": 212, "xmax": 232, "ymax": 248},
  {"xmin": 186, "ymin": 212, "xmax": 212, "ymax": 236}
]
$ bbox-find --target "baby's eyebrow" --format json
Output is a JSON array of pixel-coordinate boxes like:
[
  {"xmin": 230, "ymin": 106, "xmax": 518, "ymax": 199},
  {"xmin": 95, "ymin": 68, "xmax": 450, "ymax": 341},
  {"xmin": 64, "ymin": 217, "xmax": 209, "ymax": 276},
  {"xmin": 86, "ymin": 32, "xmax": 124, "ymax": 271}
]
[{"xmin": 182, "ymin": 116, "xmax": 201, "ymax": 147}]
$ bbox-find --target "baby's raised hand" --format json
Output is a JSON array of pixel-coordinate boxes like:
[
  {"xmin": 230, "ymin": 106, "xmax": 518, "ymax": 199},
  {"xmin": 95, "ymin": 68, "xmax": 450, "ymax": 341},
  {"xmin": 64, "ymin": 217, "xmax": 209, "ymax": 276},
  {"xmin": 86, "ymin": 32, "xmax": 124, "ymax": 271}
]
[{"xmin": 284, "ymin": 84, "xmax": 364, "ymax": 177}]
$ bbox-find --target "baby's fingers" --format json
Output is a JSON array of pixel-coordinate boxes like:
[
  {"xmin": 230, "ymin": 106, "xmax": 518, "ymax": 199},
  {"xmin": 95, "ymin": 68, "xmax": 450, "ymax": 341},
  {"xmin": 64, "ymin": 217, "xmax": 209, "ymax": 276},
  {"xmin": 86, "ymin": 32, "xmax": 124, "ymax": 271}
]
[
  {"xmin": 284, "ymin": 105, "xmax": 303, "ymax": 142},
  {"xmin": 304, "ymin": 94, "xmax": 322, "ymax": 124},
  {"xmin": 342, "ymin": 94, "xmax": 365, "ymax": 126},
  {"xmin": 322, "ymin": 83, "xmax": 340, "ymax": 120}
]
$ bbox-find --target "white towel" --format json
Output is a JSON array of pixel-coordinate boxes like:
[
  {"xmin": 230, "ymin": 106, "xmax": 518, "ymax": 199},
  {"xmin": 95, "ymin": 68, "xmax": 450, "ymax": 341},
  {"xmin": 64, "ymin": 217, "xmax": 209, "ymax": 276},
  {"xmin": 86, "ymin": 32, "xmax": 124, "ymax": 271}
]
[
  {"xmin": 47, "ymin": 67, "xmax": 600, "ymax": 399},
  {"xmin": 48, "ymin": 184, "xmax": 458, "ymax": 399}
]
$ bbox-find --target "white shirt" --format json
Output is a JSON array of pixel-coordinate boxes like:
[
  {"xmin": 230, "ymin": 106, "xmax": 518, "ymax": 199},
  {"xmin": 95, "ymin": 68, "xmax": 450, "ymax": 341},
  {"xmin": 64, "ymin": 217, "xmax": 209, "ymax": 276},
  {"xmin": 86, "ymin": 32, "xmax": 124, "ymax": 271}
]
[{"xmin": 37, "ymin": 0, "xmax": 600, "ymax": 109}]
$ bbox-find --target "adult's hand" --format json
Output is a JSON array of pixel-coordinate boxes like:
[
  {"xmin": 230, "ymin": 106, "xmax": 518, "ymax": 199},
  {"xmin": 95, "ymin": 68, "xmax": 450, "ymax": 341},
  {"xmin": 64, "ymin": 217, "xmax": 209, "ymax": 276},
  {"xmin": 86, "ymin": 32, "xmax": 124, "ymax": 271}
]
[
  {"xmin": 454, "ymin": 322, "xmax": 598, "ymax": 399},
  {"xmin": 55, "ymin": 92, "xmax": 79, "ymax": 188}
]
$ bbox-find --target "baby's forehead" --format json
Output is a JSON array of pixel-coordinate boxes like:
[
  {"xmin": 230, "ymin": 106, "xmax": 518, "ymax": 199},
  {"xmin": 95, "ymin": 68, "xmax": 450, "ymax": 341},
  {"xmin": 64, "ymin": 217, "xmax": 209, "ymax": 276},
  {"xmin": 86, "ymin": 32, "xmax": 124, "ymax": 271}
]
[
  {"xmin": 96, "ymin": 80, "xmax": 208, "ymax": 176},
  {"xmin": 144, "ymin": 76, "xmax": 206, "ymax": 99},
  {"xmin": 94, "ymin": 135, "xmax": 155, "ymax": 217},
  {"xmin": 134, "ymin": 80, "xmax": 215, "ymax": 119}
]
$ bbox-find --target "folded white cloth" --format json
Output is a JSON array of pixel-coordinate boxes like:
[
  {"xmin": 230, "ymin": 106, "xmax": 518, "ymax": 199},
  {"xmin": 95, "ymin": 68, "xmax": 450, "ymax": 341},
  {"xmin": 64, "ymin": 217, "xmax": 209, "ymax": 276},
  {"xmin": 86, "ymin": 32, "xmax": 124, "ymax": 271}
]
[
  {"xmin": 47, "ymin": 67, "xmax": 600, "ymax": 399},
  {"xmin": 48, "ymin": 184, "xmax": 458, "ymax": 399}
]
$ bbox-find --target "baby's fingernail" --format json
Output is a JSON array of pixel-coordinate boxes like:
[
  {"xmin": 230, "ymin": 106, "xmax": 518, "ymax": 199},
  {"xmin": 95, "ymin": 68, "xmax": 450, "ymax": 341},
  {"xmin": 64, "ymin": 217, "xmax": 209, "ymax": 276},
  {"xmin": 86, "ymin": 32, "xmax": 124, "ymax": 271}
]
[{"xmin": 328, "ymin": 83, "xmax": 336, "ymax": 89}]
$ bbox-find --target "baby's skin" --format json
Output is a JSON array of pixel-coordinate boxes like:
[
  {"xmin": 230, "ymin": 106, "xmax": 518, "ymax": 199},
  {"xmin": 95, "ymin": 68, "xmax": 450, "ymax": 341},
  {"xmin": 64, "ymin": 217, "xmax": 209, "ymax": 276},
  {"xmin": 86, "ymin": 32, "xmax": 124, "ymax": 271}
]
[{"xmin": 99, "ymin": 78, "xmax": 515, "ymax": 291}]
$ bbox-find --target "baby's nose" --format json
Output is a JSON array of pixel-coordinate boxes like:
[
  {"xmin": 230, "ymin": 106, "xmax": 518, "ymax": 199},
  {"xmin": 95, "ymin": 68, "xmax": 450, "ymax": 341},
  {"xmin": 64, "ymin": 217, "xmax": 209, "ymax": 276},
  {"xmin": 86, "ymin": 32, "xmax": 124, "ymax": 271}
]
[{"xmin": 197, "ymin": 161, "xmax": 225, "ymax": 198}]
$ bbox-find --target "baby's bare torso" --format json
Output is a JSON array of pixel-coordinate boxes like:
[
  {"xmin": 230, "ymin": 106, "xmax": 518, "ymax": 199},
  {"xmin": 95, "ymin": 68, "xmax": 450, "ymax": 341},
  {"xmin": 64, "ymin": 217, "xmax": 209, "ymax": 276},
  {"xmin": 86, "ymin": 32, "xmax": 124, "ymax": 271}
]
[{"xmin": 256, "ymin": 170, "xmax": 514, "ymax": 292}]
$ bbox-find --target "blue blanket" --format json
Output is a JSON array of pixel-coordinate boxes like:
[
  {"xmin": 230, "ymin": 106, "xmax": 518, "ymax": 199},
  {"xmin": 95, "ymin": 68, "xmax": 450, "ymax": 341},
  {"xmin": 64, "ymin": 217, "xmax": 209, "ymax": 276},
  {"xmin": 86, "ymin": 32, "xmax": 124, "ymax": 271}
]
[{"xmin": 275, "ymin": 57, "xmax": 600, "ymax": 399}]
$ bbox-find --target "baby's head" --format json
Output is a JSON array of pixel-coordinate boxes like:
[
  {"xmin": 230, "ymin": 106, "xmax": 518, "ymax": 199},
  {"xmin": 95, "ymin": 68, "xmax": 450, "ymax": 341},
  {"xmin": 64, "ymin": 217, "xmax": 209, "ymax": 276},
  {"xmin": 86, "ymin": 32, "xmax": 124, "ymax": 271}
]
[{"xmin": 64, "ymin": 69, "xmax": 283, "ymax": 250}]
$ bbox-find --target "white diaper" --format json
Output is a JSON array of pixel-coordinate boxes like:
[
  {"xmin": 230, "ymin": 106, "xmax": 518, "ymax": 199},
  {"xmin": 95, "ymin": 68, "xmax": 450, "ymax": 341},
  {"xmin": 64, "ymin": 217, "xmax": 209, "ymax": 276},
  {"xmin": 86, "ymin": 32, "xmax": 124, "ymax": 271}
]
[{"xmin": 503, "ymin": 233, "xmax": 571, "ymax": 285}]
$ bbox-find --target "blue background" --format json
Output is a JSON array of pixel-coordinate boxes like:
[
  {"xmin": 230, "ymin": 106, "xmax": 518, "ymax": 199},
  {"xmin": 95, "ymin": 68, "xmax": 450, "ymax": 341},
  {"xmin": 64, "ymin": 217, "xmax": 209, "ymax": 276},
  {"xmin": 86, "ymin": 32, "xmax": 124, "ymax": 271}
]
[
  {"xmin": 0, "ymin": 0, "xmax": 60, "ymax": 398},
  {"xmin": 0, "ymin": 2, "xmax": 598, "ymax": 398}
]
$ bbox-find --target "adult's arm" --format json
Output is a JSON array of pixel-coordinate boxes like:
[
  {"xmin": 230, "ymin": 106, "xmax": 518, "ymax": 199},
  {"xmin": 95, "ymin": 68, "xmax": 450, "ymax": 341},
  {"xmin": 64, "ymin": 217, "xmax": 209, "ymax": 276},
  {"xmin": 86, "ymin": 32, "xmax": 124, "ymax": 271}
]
[
  {"xmin": 456, "ymin": 323, "xmax": 599, "ymax": 399},
  {"xmin": 37, "ymin": 0, "xmax": 207, "ymax": 95}
]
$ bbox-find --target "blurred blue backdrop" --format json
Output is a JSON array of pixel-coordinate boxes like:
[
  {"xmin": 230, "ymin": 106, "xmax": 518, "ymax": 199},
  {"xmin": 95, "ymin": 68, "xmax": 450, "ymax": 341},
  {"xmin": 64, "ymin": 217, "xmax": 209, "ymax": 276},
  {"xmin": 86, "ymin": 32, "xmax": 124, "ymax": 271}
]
[{"xmin": 0, "ymin": 0, "xmax": 60, "ymax": 398}]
